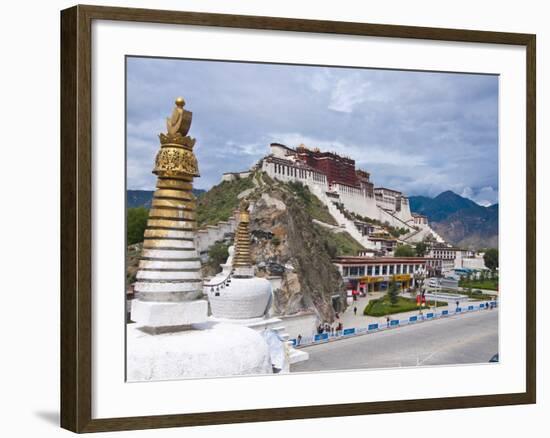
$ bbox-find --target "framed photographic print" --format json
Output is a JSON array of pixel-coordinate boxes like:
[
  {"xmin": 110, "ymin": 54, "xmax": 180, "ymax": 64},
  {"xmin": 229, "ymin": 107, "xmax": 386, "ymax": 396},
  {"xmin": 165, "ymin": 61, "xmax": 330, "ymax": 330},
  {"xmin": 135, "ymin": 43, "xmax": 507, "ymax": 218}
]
[{"xmin": 60, "ymin": 4, "xmax": 536, "ymax": 433}]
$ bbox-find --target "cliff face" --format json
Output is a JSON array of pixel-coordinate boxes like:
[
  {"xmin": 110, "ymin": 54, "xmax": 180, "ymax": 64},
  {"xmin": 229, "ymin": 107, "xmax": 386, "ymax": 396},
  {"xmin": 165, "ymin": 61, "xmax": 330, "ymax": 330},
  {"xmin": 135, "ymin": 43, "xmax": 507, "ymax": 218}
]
[{"xmin": 249, "ymin": 188, "xmax": 347, "ymax": 323}]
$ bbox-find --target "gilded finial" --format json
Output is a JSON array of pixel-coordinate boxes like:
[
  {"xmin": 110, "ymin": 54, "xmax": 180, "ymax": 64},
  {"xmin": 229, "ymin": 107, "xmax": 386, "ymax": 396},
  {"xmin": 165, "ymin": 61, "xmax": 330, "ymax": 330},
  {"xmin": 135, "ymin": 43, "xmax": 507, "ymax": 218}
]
[
  {"xmin": 175, "ymin": 96, "xmax": 185, "ymax": 108},
  {"xmin": 154, "ymin": 97, "xmax": 199, "ymax": 177}
]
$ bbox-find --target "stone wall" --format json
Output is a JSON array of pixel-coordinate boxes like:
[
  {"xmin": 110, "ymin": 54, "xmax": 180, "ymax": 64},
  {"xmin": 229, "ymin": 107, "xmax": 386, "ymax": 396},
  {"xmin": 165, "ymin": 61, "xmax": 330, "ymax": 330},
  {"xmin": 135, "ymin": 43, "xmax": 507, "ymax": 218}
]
[{"xmin": 195, "ymin": 212, "xmax": 239, "ymax": 256}]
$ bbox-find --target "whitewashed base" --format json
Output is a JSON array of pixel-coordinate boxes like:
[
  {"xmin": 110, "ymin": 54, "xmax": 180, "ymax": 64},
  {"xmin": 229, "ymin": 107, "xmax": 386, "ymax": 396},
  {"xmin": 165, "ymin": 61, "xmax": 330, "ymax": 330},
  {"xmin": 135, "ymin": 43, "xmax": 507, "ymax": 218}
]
[
  {"xmin": 127, "ymin": 323, "xmax": 273, "ymax": 381},
  {"xmin": 131, "ymin": 299, "xmax": 208, "ymax": 327},
  {"xmin": 205, "ymin": 316, "xmax": 309, "ymax": 365},
  {"xmin": 288, "ymin": 348, "xmax": 309, "ymax": 365}
]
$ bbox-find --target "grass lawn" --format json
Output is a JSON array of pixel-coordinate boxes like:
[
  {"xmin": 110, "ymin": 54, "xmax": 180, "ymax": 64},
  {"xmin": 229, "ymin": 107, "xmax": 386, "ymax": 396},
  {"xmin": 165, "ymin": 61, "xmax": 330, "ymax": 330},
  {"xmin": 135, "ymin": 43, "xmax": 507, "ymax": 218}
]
[
  {"xmin": 459, "ymin": 278, "xmax": 499, "ymax": 291},
  {"xmin": 364, "ymin": 294, "xmax": 446, "ymax": 317}
]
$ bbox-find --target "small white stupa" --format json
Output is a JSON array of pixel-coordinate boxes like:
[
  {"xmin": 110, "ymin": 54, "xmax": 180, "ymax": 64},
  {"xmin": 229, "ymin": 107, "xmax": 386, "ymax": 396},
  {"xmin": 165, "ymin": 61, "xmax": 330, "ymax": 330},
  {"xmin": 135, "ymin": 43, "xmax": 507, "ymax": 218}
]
[
  {"xmin": 205, "ymin": 200, "xmax": 309, "ymax": 369},
  {"xmin": 207, "ymin": 200, "xmax": 273, "ymax": 322}
]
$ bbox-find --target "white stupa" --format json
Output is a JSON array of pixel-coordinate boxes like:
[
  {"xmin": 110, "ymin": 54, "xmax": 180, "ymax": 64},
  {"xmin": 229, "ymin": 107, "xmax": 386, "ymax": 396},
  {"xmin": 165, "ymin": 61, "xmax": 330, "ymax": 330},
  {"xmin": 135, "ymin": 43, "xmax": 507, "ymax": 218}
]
[
  {"xmin": 205, "ymin": 201, "xmax": 308, "ymax": 369},
  {"xmin": 207, "ymin": 201, "xmax": 273, "ymax": 322}
]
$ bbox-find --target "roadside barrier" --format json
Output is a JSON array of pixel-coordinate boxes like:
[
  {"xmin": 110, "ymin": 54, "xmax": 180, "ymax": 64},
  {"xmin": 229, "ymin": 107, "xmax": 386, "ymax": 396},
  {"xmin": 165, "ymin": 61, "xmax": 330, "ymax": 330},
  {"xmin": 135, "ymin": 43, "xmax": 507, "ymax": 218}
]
[{"xmin": 290, "ymin": 301, "xmax": 498, "ymax": 348}]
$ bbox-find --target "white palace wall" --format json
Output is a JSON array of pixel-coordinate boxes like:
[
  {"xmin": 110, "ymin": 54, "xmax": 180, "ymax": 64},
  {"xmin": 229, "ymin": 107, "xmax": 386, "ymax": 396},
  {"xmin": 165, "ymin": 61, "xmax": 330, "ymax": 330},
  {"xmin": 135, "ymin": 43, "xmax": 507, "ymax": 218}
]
[
  {"xmin": 333, "ymin": 183, "xmax": 379, "ymax": 219},
  {"xmin": 395, "ymin": 199, "xmax": 413, "ymax": 223},
  {"xmin": 261, "ymin": 159, "xmax": 328, "ymax": 189},
  {"xmin": 261, "ymin": 157, "xmax": 425, "ymax": 237}
]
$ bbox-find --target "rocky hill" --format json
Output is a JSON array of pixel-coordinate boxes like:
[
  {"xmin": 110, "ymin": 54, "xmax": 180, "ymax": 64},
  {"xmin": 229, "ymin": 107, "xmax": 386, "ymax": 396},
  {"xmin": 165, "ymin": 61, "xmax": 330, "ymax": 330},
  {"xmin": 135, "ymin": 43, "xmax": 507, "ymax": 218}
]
[
  {"xmin": 248, "ymin": 178, "xmax": 349, "ymax": 322},
  {"xmin": 409, "ymin": 191, "xmax": 498, "ymax": 249}
]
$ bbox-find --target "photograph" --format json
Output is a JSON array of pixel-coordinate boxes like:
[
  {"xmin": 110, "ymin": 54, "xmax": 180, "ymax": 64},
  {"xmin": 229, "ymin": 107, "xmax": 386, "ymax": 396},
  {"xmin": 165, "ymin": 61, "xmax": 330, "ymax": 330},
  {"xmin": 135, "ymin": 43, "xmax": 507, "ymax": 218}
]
[{"xmin": 125, "ymin": 56, "xmax": 500, "ymax": 382}]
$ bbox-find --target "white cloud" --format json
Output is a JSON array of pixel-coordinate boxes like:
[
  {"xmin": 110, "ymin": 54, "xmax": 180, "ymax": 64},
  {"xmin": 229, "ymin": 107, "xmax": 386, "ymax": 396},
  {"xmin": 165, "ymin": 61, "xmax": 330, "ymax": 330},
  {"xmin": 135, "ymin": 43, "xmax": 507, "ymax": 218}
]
[
  {"xmin": 309, "ymin": 69, "xmax": 331, "ymax": 93},
  {"xmin": 461, "ymin": 186, "xmax": 498, "ymax": 206},
  {"xmin": 267, "ymin": 132, "xmax": 427, "ymax": 168},
  {"xmin": 226, "ymin": 140, "xmax": 266, "ymax": 156},
  {"xmin": 328, "ymin": 76, "xmax": 372, "ymax": 113}
]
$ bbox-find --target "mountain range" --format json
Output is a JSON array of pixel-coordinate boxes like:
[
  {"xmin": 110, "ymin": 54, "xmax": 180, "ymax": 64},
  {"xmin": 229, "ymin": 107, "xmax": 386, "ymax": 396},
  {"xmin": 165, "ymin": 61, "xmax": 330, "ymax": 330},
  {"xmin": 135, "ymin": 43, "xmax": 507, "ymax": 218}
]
[{"xmin": 409, "ymin": 190, "xmax": 498, "ymax": 249}]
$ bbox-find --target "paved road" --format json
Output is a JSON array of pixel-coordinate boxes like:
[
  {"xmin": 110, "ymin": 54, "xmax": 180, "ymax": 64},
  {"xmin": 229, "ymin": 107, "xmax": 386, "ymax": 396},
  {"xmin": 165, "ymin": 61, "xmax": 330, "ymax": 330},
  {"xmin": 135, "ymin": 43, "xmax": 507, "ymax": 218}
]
[{"xmin": 291, "ymin": 309, "xmax": 498, "ymax": 372}]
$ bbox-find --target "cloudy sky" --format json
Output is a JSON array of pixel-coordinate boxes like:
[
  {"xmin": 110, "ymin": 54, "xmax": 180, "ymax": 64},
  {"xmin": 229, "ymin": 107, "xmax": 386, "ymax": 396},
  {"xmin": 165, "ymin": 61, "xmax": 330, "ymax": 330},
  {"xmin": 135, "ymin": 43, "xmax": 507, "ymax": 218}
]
[{"xmin": 127, "ymin": 57, "xmax": 499, "ymax": 206}]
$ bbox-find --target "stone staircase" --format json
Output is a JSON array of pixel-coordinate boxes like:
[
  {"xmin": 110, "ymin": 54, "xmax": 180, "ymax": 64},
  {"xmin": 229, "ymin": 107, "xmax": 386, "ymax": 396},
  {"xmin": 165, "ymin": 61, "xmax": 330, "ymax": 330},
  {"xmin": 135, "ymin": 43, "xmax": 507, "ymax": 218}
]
[
  {"xmin": 402, "ymin": 224, "xmax": 445, "ymax": 243},
  {"xmin": 376, "ymin": 206, "xmax": 416, "ymax": 232},
  {"xmin": 401, "ymin": 227, "xmax": 423, "ymax": 242},
  {"xmin": 309, "ymin": 185, "xmax": 377, "ymax": 250}
]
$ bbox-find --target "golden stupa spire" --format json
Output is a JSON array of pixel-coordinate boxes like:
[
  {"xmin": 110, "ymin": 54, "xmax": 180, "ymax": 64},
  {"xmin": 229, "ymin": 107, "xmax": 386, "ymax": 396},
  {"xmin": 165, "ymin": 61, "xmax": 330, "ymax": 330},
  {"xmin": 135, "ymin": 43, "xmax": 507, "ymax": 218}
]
[{"xmin": 233, "ymin": 200, "xmax": 252, "ymax": 268}]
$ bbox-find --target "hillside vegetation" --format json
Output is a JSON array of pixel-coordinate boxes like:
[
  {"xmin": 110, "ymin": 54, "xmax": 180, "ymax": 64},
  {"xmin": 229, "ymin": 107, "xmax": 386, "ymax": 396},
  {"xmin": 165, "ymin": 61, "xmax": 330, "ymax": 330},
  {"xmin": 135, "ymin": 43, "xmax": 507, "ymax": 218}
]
[
  {"xmin": 196, "ymin": 176, "xmax": 255, "ymax": 226},
  {"xmin": 314, "ymin": 224, "xmax": 364, "ymax": 258},
  {"xmin": 286, "ymin": 181, "xmax": 337, "ymax": 226}
]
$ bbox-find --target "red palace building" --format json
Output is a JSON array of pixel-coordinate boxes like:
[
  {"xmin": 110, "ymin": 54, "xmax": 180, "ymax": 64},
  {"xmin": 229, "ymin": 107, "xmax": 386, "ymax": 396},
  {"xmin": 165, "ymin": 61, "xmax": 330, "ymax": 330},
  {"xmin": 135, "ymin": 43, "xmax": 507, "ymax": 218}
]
[{"xmin": 294, "ymin": 145, "xmax": 357, "ymax": 187}]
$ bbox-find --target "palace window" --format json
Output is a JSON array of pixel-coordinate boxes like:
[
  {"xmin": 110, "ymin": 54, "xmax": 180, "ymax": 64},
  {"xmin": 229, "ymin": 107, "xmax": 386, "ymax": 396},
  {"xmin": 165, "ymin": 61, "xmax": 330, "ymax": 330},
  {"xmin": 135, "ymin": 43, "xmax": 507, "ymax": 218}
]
[
  {"xmin": 348, "ymin": 266, "xmax": 365, "ymax": 277},
  {"xmin": 367, "ymin": 266, "xmax": 373, "ymax": 276}
]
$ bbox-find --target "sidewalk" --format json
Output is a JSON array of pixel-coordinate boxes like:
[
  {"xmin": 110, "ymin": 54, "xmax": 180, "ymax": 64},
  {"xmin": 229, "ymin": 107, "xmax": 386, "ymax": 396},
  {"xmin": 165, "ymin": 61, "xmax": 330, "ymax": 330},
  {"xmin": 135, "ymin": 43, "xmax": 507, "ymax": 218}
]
[
  {"xmin": 293, "ymin": 298, "xmax": 498, "ymax": 347},
  {"xmin": 338, "ymin": 292, "xmax": 493, "ymax": 330}
]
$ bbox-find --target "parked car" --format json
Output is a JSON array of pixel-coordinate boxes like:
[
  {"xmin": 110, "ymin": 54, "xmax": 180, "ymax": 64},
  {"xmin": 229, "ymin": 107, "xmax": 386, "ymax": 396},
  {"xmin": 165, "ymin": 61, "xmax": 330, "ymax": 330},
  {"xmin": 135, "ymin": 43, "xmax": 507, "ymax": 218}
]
[{"xmin": 472, "ymin": 289, "xmax": 483, "ymax": 295}]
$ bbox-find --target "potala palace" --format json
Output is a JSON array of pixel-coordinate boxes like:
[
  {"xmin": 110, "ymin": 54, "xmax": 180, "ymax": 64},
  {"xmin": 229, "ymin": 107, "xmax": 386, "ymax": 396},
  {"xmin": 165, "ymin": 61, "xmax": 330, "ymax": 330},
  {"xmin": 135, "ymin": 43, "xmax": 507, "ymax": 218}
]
[{"xmin": 223, "ymin": 142, "xmax": 445, "ymax": 252}]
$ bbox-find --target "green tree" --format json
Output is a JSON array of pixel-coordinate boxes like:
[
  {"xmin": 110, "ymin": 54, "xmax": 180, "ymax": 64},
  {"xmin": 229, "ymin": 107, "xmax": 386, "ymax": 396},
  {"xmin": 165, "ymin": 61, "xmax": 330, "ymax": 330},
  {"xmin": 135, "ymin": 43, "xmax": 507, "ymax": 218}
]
[
  {"xmin": 394, "ymin": 245, "xmax": 415, "ymax": 257},
  {"xmin": 127, "ymin": 207, "xmax": 149, "ymax": 245},
  {"xmin": 484, "ymin": 248, "xmax": 499, "ymax": 272},
  {"xmin": 388, "ymin": 281, "xmax": 399, "ymax": 305},
  {"xmin": 415, "ymin": 241, "xmax": 428, "ymax": 257},
  {"xmin": 206, "ymin": 242, "xmax": 230, "ymax": 274}
]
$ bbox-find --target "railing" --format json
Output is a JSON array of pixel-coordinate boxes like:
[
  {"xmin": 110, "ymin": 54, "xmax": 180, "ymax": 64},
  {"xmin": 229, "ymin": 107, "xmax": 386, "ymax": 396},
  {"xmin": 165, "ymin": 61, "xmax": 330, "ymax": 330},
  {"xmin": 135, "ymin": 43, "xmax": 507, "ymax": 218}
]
[{"xmin": 290, "ymin": 301, "xmax": 498, "ymax": 348}]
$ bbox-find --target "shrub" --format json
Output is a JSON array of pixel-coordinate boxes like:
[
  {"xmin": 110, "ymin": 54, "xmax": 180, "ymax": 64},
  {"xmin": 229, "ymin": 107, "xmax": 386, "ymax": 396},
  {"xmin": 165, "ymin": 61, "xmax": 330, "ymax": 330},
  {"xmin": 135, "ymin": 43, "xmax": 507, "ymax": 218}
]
[
  {"xmin": 127, "ymin": 207, "xmax": 149, "ymax": 245},
  {"xmin": 205, "ymin": 242, "xmax": 230, "ymax": 274},
  {"xmin": 394, "ymin": 245, "xmax": 415, "ymax": 257}
]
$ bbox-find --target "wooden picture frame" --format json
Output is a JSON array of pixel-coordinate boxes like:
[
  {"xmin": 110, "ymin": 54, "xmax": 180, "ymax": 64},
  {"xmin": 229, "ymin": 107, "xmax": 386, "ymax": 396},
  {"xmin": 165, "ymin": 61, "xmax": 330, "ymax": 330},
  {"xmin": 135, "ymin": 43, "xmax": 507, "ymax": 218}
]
[{"xmin": 60, "ymin": 4, "xmax": 536, "ymax": 433}]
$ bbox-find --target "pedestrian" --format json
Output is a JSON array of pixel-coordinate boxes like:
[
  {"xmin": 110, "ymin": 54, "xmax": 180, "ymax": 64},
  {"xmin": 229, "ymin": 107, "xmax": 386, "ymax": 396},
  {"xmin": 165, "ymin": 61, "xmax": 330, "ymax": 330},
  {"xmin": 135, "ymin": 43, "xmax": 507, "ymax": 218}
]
[
  {"xmin": 353, "ymin": 306, "xmax": 357, "ymax": 316},
  {"xmin": 297, "ymin": 334, "xmax": 302, "ymax": 346},
  {"xmin": 486, "ymin": 301, "xmax": 490, "ymax": 310},
  {"xmin": 455, "ymin": 300, "xmax": 459, "ymax": 309},
  {"xmin": 386, "ymin": 316, "xmax": 390, "ymax": 328}
]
